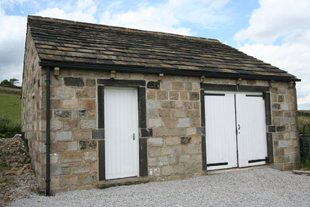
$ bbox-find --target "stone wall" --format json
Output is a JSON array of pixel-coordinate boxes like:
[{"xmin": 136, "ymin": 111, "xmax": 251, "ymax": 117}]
[
  {"xmin": 270, "ymin": 81, "xmax": 300, "ymax": 170},
  {"xmin": 23, "ymin": 57, "xmax": 300, "ymax": 193},
  {"xmin": 22, "ymin": 26, "xmax": 45, "ymax": 188}
]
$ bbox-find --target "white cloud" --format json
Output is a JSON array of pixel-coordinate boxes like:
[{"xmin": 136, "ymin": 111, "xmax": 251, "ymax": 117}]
[
  {"xmin": 36, "ymin": 8, "xmax": 97, "ymax": 23},
  {"xmin": 235, "ymin": 0, "xmax": 310, "ymax": 109},
  {"xmin": 0, "ymin": 8, "xmax": 26, "ymax": 85},
  {"xmin": 239, "ymin": 43, "xmax": 310, "ymax": 110},
  {"xmin": 36, "ymin": 0, "xmax": 97, "ymax": 23},
  {"xmin": 234, "ymin": 0, "xmax": 310, "ymax": 43},
  {"xmin": 100, "ymin": 0, "xmax": 231, "ymax": 35}
]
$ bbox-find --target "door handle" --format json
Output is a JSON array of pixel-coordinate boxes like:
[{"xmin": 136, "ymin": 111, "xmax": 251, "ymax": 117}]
[
  {"xmin": 238, "ymin": 124, "xmax": 240, "ymax": 130},
  {"xmin": 133, "ymin": 133, "xmax": 135, "ymax": 140}
]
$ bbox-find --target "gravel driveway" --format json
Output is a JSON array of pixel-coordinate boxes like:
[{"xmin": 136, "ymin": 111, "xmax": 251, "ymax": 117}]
[{"xmin": 10, "ymin": 168, "xmax": 310, "ymax": 207}]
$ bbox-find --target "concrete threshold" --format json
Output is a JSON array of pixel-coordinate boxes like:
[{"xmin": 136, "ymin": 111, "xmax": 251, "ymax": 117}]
[
  {"xmin": 97, "ymin": 176, "xmax": 150, "ymax": 189},
  {"xmin": 206, "ymin": 165, "xmax": 269, "ymax": 175},
  {"xmin": 292, "ymin": 170, "xmax": 310, "ymax": 176}
]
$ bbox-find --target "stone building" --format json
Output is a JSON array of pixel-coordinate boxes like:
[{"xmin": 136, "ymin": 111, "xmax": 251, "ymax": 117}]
[{"xmin": 22, "ymin": 15, "xmax": 300, "ymax": 195}]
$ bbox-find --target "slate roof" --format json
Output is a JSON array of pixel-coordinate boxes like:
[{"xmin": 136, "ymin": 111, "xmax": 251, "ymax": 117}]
[{"xmin": 27, "ymin": 15, "xmax": 299, "ymax": 81}]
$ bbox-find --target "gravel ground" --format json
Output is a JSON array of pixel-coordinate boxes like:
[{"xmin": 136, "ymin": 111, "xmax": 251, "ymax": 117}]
[{"xmin": 10, "ymin": 168, "xmax": 310, "ymax": 207}]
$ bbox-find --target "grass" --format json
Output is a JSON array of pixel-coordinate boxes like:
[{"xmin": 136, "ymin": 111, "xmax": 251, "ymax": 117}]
[
  {"xmin": 0, "ymin": 86, "xmax": 21, "ymax": 95},
  {"xmin": 298, "ymin": 116, "xmax": 310, "ymax": 133},
  {"xmin": 0, "ymin": 93, "xmax": 21, "ymax": 121}
]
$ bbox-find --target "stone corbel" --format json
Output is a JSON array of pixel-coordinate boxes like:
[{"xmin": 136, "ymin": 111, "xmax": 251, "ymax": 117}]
[
  {"xmin": 289, "ymin": 81, "xmax": 295, "ymax": 88},
  {"xmin": 201, "ymin": 76, "xmax": 205, "ymax": 83},
  {"xmin": 236, "ymin": 78, "xmax": 242, "ymax": 85},
  {"xmin": 270, "ymin": 80, "xmax": 274, "ymax": 87},
  {"xmin": 159, "ymin": 73, "xmax": 164, "ymax": 81},
  {"xmin": 54, "ymin": 67, "xmax": 60, "ymax": 80},
  {"xmin": 110, "ymin": 71, "xmax": 116, "ymax": 79}
]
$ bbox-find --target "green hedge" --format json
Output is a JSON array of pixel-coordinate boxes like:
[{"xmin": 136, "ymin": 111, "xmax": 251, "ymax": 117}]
[{"xmin": 0, "ymin": 115, "xmax": 21, "ymax": 138}]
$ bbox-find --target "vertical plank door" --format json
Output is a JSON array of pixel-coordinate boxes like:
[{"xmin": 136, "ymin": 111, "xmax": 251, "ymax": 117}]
[
  {"xmin": 236, "ymin": 93, "xmax": 268, "ymax": 167},
  {"xmin": 205, "ymin": 92, "xmax": 238, "ymax": 170},
  {"xmin": 104, "ymin": 87, "xmax": 139, "ymax": 179}
]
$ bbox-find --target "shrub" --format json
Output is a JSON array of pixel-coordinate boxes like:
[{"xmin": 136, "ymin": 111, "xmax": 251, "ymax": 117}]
[{"xmin": 0, "ymin": 115, "xmax": 21, "ymax": 138}]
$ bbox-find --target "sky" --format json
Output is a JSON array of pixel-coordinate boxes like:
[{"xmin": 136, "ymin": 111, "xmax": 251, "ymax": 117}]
[{"xmin": 0, "ymin": 0, "xmax": 309, "ymax": 109}]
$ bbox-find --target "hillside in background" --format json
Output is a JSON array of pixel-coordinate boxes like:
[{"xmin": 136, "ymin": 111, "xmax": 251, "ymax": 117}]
[{"xmin": 0, "ymin": 86, "xmax": 21, "ymax": 121}]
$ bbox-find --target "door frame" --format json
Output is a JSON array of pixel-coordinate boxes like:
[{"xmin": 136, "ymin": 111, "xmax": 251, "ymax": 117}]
[
  {"xmin": 94, "ymin": 79, "xmax": 151, "ymax": 181},
  {"xmin": 200, "ymin": 83, "xmax": 273, "ymax": 171}
]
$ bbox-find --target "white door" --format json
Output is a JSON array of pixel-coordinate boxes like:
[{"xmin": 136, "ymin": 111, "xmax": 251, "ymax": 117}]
[
  {"xmin": 104, "ymin": 87, "xmax": 139, "ymax": 180},
  {"xmin": 205, "ymin": 91, "xmax": 267, "ymax": 170},
  {"xmin": 236, "ymin": 93, "xmax": 267, "ymax": 167},
  {"xmin": 205, "ymin": 92, "xmax": 238, "ymax": 170}
]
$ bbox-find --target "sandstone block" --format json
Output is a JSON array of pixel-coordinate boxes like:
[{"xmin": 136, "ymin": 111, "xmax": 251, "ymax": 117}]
[
  {"xmin": 180, "ymin": 91, "xmax": 188, "ymax": 100},
  {"xmin": 173, "ymin": 146, "xmax": 183, "ymax": 155},
  {"xmin": 81, "ymin": 100, "xmax": 96, "ymax": 109},
  {"xmin": 169, "ymin": 91, "xmax": 179, "ymax": 100},
  {"xmin": 281, "ymin": 103, "xmax": 289, "ymax": 110},
  {"xmin": 158, "ymin": 156, "xmax": 168, "ymax": 166},
  {"xmin": 148, "ymin": 138, "xmax": 163, "ymax": 146},
  {"xmin": 86, "ymin": 78, "xmax": 96, "ymax": 87},
  {"xmin": 149, "ymin": 167, "xmax": 161, "ymax": 176},
  {"xmin": 64, "ymin": 77, "xmax": 84, "ymax": 87},
  {"xmin": 81, "ymin": 119, "xmax": 96, "ymax": 129},
  {"xmin": 60, "ymin": 152, "xmax": 83, "ymax": 163},
  {"xmin": 189, "ymin": 92, "xmax": 199, "ymax": 100},
  {"xmin": 169, "ymin": 156, "xmax": 178, "ymax": 165},
  {"xmin": 62, "ymin": 99, "xmax": 78, "ymax": 109},
  {"xmin": 179, "ymin": 155, "xmax": 190, "ymax": 163},
  {"xmin": 157, "ymin": 91, "xmax": 168, "ymax": 100},
  {"xmin": 159, "ymin": 109, "xmax": 171, "ymax": 117},
  {"xmin": 73, "ymin": 130, "xmax": 91, "ymax": 141},
  {"xmin": 49, "ymin": 119, "xmax": 62, "ymax": 131},
  {"xmin": 79, "ymin": 174, "xmax": 96, "ymax": 185},
  {"xmin": 147, "ymin": 100, "xmax": 161, "ymax": 109},
  {"xmin": 56, "ymin": 131, "xmax": 72, "ymax": 141},
  {"xmin": 184, "ymin": 82, "xmax": 192, "ymax": 91},
  {"xmin": 161, "ymin": 147, "xmax": 172, "ymax": 155},
  {"xmin": 83, "ymin": 151, "xmax": 97, "ymax": 162},
  {"xmin": 149, "ymin": 158, "xmax": 158, "ymax": 166},
  {"xmin": 76, "ymin": 88, "xmax": 96, "ymax": 98},
  {"xmin": 71, "ymin": 162, "xmax": 91, "ymax": 174},
  {"xmin": 59, "ymin": 175, "xmax": 78, "ymax": 187},
  {"xmin": 149, "ymin": 118, "xmax": 164, "ymax": 128},
  {"xmin": 165, "ymin": 137, "xmax": 179, "ymax": 145},
  {"xmin": 64, "ymin": 119, "xmax": 78, "ymax": 130},
  {"xmin": 174, "ymin": 165, "xmax": 186, "ymax": 174},
  {"xmin": 74, "ymin": 110, "xmax": 87, "ymax": 118},
  {"xmin": 160, "ymin": 81, "xmax": 171, "ymax": 91},
  {"xmin": 162, "ymin": 166, "xmax": 173, "ymax": 176},
  {"xmin": 148, "ymin": 109, "xmax": 159, "ymax": 117},
  {"xmin": 54, "ymin": 110, "xmax": 72, "ymax": 118},
  {"xmin": 162, "ymin": 101, "xmax": 176, "ymax": 109},
  {"xmin": 177, "ymin": 118, "xmax": 190, "ymax": 127},
  {"xmin": 153, "ymin": 128, "xmax": 169, "ymax": 136},
  {"xmin": 147, "ymin": 90, "xmax": 156, "ymax": 100},
  {"xmin": 278, "ymin": 140, "xmax": 288, "ymax": 148},
  {"xmin": 67, "ymin": 141, "xmax": 78, "ymax": 151},
  {"xmin": 57, "ymin": 87, "xmax": 74, "ymax": 98},
  {"xmin": 149, "ymin": 147, "xmax": 161, "ymax": 157},
  {"xmin": 172, "ymin": 82, "xmax": 184, "ymax": 90},
  {"xmin": 184, "ymin": 145, "xmax": 201, "ymax": 154},
  {"xmin": 162, "ymin": 118, "xmax": 177, "ymax": 128},
  {"xmin": 169, "ymin": 128, "xmax": 186, "ymax": 136},
  {"xmin": 80, "ymin": 140, "xmax": 97, "ymax": 150}
]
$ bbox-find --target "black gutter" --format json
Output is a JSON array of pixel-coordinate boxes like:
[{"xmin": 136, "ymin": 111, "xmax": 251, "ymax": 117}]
[
  {"xmin": 39, "ymin": 61, "xmax": 301, "ymax": 82},
  {"xmin": 45, "ymin": 67, "xmax": 51, "ymax": 196}
]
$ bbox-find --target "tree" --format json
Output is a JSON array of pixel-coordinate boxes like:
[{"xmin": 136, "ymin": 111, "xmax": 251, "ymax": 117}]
[
  {"xmin": 9, "ymin": 78, "xmax": 19, "ymax": 86},
  {"xmin": 0, "ymin": 78, "xmax": 19, "ymax": 86}
]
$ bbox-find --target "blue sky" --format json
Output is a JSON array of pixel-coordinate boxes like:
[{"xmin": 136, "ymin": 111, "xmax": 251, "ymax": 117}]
[{"xmin": 0, "ymin": 0, "xmax": 309, "ymax": 109}]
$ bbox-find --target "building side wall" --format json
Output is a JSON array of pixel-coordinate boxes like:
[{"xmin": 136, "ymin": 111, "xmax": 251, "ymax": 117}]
[
  {"xmin": 24, "ymin": 67, "xmax": 300, "ymax": 194},
  {"xmin": 270, "ymin": 81, "xmax": 300, "ymax": 170},
  {"xmin": 22, "ymin": 27, "xmax": 45, "ymax": 188}
]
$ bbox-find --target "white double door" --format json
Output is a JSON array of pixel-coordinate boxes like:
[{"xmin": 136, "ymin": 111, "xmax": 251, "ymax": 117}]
[
  {"xmin": 104, "ymin": 87, "xmax": 139, "ymax": 180},
  {"xmin": 205, "ymin": 91, "xmax": 267, "ymax": 171}
]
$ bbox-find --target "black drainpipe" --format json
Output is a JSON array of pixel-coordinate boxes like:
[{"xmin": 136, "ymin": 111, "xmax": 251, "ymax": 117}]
[{"xmin": 45, "ymin": 67, "xmax": 51, "ymax": 196}]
